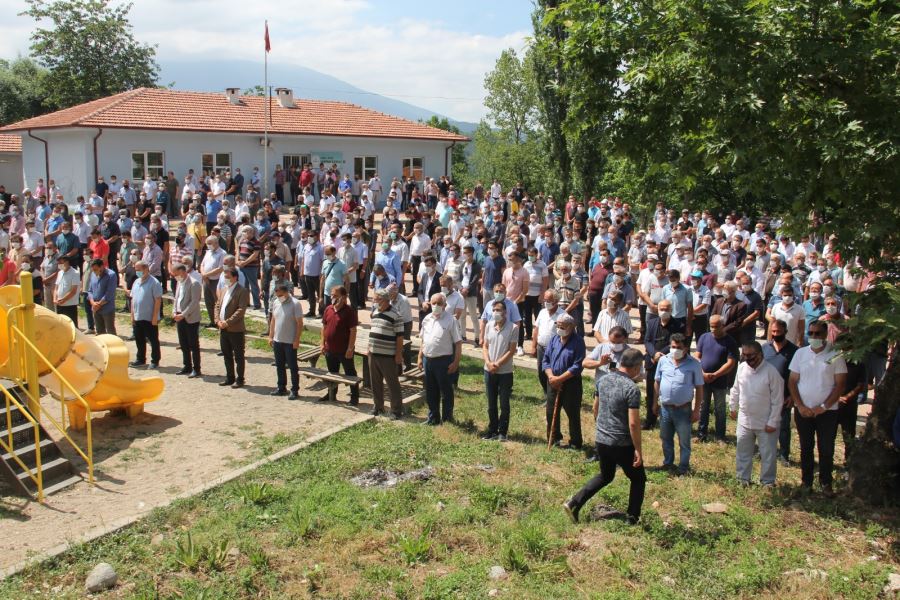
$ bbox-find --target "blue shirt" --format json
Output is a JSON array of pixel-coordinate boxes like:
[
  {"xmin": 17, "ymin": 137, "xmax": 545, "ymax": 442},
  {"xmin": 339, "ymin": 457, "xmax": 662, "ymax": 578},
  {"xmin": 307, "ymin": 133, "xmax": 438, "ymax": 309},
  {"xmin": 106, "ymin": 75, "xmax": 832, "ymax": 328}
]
[
  {"xmin": 370, "ymin": 272, "xmax": 396, "ymax": 289},
  {"xmin": 301, "ymin": 242, "xmax": 325, "ymax": 276},
  {"xmin": 480, "ymin": 298, "xmax": 522, "ymax": 323},
  {"xmin": 607, "ymin": 237, "xmax": 626, "ymax": 259},
  {"xmin": 322, "ymin": 258, "xmax": 347, "ymax": 293},
  {"xmin": 655, "ymin": 354, "xmax": 704, "ymax": 406},
  {"xmin": 541, "ymin": 333, "xmax": 586, "ymax": 378},
  {"xmin": 662, "ymin": 283, "xmax": 692, "ymax": 319},
  {"xmin": 802, "ymin": 298, "xmax": 826, "ymax": 340},
  {"xmin": 482, "ymin": 255, "xmax": 506, "ymax": 291},
  {"xmin": 205, "ymin": 200, "xmax": 222, "ymax": 223},
  {"xmin": 88, "ymin": 268, "xmax": 117, "ymax": 315},
  {"xmin": 131, "ymin": 275, "xmax": 162, "ymax": 321},
  {"xmin": 374, "ymin": 249, "xmax": 402, "ymax": 282}
]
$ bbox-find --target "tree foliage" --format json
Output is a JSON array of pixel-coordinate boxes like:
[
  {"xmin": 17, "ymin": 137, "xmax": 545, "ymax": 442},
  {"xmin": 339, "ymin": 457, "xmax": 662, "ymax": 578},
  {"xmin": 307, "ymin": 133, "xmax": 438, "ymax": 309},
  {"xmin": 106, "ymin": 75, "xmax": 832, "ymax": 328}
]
[
  {"xmin": 22, "ymin": 0, "xmax": 159, "ymax": 109},
  {"xmin": 483, "ymin": 48, "xmax": 539, "ymax": 143},
  {"xmin": 422, "ymin": 116, "xmax": 469, "ymax": 186},
  {"xmin": 0, "ymin": 57, "xmax": 52, "ymax": 125}
]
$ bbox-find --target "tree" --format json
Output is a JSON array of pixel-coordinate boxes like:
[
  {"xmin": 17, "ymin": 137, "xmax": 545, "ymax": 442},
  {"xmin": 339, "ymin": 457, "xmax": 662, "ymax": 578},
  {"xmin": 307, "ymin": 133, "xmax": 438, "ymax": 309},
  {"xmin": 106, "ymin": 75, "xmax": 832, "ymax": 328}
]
[
  {"xmin": 0, "ymin": 57, "xmax": 52, "ymax": 125},
  {"xmin": 546, "ymin": 0, "xmax": 900, "ymax": 503},
  {"xmin": 22, "ymin": 0, "xmax": 159, "ymax": 109},
  {"xmin": 422, "ymin": 116, "xmax": 469, "ymax": 187},
  {"xmin": 242, "ymin": 85, "xmax": 266, "ymax": 97},
  {"xmin": 483, "ymin": 48, "xmax": 539, "ymax": 144},
  {"xmin": 468, "ymin": 121, "xmax": 548, "ymax": 193}
]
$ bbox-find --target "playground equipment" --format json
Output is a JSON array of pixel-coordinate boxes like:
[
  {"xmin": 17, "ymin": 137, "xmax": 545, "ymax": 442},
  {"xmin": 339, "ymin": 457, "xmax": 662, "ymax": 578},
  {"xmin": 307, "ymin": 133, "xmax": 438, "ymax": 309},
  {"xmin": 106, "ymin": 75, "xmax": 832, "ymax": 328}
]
[{"xmin": 0, "ymin": 274, "xmax": 164, "ymax": 500}]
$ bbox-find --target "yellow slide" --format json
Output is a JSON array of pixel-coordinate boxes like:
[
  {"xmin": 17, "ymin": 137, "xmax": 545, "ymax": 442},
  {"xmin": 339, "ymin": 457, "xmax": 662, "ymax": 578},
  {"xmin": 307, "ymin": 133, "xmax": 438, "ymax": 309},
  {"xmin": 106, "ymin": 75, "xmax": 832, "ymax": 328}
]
[{"xmin": 0, "ymin": 285, "xmax": 164, "ymax": 430}]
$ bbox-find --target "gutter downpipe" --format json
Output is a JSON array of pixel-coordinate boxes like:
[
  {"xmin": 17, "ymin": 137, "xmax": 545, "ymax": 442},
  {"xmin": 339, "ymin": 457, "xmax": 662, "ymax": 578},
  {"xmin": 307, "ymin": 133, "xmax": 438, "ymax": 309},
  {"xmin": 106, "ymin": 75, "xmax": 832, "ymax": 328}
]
[
  {"xmin": 27, "ymin": 129, "xmax": 50, "ymax": 183},
  {"xmin": 444, "ymin": 141, "xmax": 456, "ymax": 176},
  {"xmin": 92, "ymin": 128, "xmax": 103, "ymax": 182}
]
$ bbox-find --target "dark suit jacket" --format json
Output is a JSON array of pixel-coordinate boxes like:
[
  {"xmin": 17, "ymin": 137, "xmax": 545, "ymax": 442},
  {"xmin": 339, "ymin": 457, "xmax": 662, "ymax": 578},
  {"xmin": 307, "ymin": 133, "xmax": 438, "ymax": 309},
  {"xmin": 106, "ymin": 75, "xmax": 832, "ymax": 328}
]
[
  {"xmin": 418, "ymin": 270, "xmax": 442, "ymax": 304},
  {"xmin": 461, "ymin": 260, "xmax": 482, "ymax": 297},
  {"xmin": 711, "ymin": 296, "xmax": 747, "ymax": 343},
  {"xmin": 214, "ymin": 284, "xmax": 250, "ymax": 332},
  {"xmin": 644, "ymin": 316, "xmax": 685, "ymax": 368}
]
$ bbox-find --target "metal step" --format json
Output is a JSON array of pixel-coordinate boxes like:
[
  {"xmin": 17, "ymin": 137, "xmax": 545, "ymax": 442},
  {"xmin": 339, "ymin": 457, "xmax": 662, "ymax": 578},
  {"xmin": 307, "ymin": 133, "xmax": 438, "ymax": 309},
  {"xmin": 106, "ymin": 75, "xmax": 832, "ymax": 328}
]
[
  {"xmin": 17, "ymin": 456, "xmax": 72, "ymax": 486},
  {"xmin": 0, "ymin": 421, "xmax": 37, "ymax": 438},
  {"xmin": 40, "ymin": 474, "xmax": 83, "ymax": 496},
  {"xmin": 1, "ymin": 438, "xmax": 56, "ymax": 466}
]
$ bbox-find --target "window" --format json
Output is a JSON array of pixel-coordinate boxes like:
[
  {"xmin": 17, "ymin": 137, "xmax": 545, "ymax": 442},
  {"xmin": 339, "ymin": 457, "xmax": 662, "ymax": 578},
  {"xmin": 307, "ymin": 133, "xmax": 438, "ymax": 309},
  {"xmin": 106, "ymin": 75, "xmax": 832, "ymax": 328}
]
[
  {"xmin": 354, "ymin": 156, "xmax": 378, "ymax": 181},
  {"xmin": 131, "ymin": 152, "xmax": 164, "ymax": 181},
  {"xmin": 201, "ymin": 153, "xmax": 232, "ymax": 176},
  {"xmin": 402, "ymin": 157, "xmax": 423, "ymax": 181},
  {"xmin": 283, "ymin": 154, "xmax": 311, "ymax": 170}
]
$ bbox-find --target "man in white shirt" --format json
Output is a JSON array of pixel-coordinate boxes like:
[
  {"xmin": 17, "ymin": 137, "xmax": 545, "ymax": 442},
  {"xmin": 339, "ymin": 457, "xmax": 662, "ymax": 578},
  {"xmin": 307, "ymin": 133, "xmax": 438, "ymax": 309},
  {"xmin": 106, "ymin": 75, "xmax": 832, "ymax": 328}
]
[
  {"xmin": 490, "ymin": 179, "xmax": 502, "ymax": 201},
  {"xmin": 729, "ymin": 340, "xmax": 783, "ymax": 485},
  {"xmin": 441, "ymin": 275, "xmax": 465, "ymax": 337},
  {"xmin": 532, "ymin": 289, "xmax": 563, "ymax": 394},
  {"xmin": 53, "ymin": 255, "xmax": 81, "ymax": 326},
  {"xmin": 788, "ymin": 320, "xmax": 846, "ymax": 494},
  {"xmin": 418, "ymin": 293, "xmax": 462, "ymax": 425},
  {"xmin": 593, "ymin": 290, "xmax": 633, "ymax": 343},
  {"xmin": 368, "ymin": 174, "xmax": 382, "ymax": 207},
  {"xmin": 210, "ymin": 175, "xmax": 226, "ymax": 202}
]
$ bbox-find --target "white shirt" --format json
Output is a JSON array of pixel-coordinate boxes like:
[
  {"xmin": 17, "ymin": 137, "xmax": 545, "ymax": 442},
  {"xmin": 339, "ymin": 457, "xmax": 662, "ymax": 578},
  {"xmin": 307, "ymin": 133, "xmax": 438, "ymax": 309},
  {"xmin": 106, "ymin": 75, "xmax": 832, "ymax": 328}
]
[
  {"xmin": 770, "ymin": 302, "xmax": 805, "ymax": 346},
  {"xmin": 490, "ymin": 183, "xmax": 502, "ymax": 199},
  {"xmin": 210, "ymin": 180, "xmax": 226, "ymax": 200},
  {"xmin": 420, "ymin": 310, "xmax": 461, "ymax": 357},
  {"xmin": 391, "ymin": 240, "xmax": 409, "ymax": 263},
  {"xmin": 729, "ymin": 361, "xmax": 784, "ymax": 429},
  {"xmin": 409, "ymin": 233, "xmax": 431, "ymax": 256},
  {"xmin": 391, "ymin": 294, "xmax": 413, "ymax": 324},
  {"xmin": 55, "ymin": 267, "xmax": 81, "ymax": 306},
  {"xmin": 219, "ymin": 282, "xmax": 237, "ymax": 321},
  {"xmin": 789, "ymin": 346, "xmax": 847, "ymax": 410},
  {"xmin": 200, "ymin": 247, "xmax": 226, "ymax": 277},
  {"xmin": 593, "ymin": 308, "xmax": 633, "ymax": 340},
  {"xmin": 535, "ymin": 308, "xmax": 563, "ymax": 347}
]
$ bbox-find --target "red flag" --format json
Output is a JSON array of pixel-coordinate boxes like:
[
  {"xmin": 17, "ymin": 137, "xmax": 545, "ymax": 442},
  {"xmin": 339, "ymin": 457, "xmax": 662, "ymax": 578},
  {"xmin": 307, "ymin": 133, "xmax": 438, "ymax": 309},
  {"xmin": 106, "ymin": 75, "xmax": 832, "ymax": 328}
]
[{"xmin": 265, "ymin": 22, "xmax": 271, "ymax": 53}]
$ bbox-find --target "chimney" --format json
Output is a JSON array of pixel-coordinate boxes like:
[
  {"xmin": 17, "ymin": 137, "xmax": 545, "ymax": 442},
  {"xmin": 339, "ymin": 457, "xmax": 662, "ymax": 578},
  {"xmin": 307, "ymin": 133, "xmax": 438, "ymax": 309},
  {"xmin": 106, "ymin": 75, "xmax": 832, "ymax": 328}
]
[
  {"xmin": 224, "ymin": 87, "xmax": 241, "ymax": 105},
  {"xmin": 275, "ymin": 87, "xmax": 295, "ymax": 108}
]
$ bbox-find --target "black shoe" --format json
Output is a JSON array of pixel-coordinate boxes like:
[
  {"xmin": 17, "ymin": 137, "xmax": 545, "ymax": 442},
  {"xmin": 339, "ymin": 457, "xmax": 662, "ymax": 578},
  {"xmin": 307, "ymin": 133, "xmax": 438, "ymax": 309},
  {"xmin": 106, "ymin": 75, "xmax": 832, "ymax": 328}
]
[
  {"xmin": 129, "ymin": 360, "xmax": 146, "ymax": 368},
  {"xmin": 676, "ymin": 467, "xmax": 689, "ymax": 477},
  {"xmin": 348, "ymin": 399, "xmax": 359, "ymax": 406},
  {"xmin": 219, "ymin": 379, "xmax": 235, "ymax": 387},
  {"xmin": 641, "ymin": 421, "xmax": 655, "ymax": 431},
  {"xmin": 269, "ymin": 388, "xmax": 288, "ymax": 396},
  {"xmin": 695, "ymin": 434, "xmax": 709, "ymax": 443},
  {"xmin": 176, "ymin": 368, "xmax": 191, "ymax": 375},
  {"xmin": 216, "ymin": 351, "xmax": 224, "ymax": 357},
  {"xmin": 563, "ymin": 499, "xmax": 580, "ymax": 524},
  {"xmin": 481, "ymin": 433, "xmax": 498, "ymax": 441},
  {"xmin": 232, "ymin": 380, "xmax": 245, "ymax": 389},
  {"xmin": 496, "ymin": 434, "xmax": 508, "ymax": 442},
  {"xmin": 372, "ymin": 407, "xmax": 383, "ymax": 416},
  {"xmin": 287, "ymin": 392, "xmax": 299, "ymax": 401},
  {"xmin": 422, "ymin": 419, "xmax": 440, "ymax": 426},
  {"xmin": 124, "ymin": 336, "xmax": 135, "ymax": 341},
  {"xmin": 148, "ymin": 362, "xmax": 159, "ymax": 369},
  {"xmin": 390, "ymin": 413, "xmax": 401, "ymax": 421},
  {"xmin": 188, "ymin": 371, "xmax": 202, "ymax": 378},
  {"xmin": 304, "ymin": 312, "xmax": 315, "ymax": 318}
]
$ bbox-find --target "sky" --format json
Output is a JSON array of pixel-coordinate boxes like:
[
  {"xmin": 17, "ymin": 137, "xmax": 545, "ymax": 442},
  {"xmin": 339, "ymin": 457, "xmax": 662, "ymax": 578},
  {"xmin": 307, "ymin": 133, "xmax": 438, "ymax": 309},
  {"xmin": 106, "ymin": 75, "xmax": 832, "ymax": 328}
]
[{"xmin": 0, "ymin": 0, "xmax": 534, "ymax": 122}]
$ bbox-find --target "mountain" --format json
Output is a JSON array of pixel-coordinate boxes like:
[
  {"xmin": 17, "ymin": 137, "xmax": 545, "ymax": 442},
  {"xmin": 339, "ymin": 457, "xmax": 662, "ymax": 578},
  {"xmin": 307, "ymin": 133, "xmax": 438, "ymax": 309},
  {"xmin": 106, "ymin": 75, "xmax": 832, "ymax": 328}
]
[{"xmin": 158, "ymin": 60, "xmax": 478, "ymax": 135}]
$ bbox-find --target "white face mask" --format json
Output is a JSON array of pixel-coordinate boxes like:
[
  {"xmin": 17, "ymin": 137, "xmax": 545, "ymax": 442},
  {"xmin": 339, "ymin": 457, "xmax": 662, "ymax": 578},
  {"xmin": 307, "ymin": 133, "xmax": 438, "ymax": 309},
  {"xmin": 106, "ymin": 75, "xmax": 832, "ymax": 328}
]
[
  {"xmin": 782, "ymin": 296, "xmax": 794, "ymax": 306},
  {"xmin": 809, "ymin": 338, "xmax": 826, "ymax": 350},
  {"xmin": 556, "ymin": 326, "xmax": 569, "ymax": 338},
  {"xmin": 826, "ymin": 305, "xmax": 838, "ymax": 316},
  {"xmin": 671, "ymin": 348, "xmax": 685, "ymax": 360},
  {"xmin": 544, "ymin": 302, "xmax": 556, "ymax": 311},
  {"xmin": 810, "ymin": 292, "xmax": 821, "ymax": 300},
  {"xmin": 611, "ymin": 343, "xmax": 625, "ymax": 352},
  {"xmin": 659, "ymin": 310, "xmax": 671, "ymax": 320},
  {"xmin": 431, "ymin": 304, "xmax": 444, "ymax": 316}
]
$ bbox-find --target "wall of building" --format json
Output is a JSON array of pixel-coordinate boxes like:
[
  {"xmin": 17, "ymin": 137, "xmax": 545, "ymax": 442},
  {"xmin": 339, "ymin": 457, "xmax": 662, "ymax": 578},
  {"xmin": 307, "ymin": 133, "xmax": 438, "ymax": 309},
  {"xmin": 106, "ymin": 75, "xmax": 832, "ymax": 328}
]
[
  {"xmin": 21, "ymin": 129, "xmax": 94, "ymax": 203},
  {"xmin": 0, "ymin": 151, "xmax": 23, "ymax": 194}
]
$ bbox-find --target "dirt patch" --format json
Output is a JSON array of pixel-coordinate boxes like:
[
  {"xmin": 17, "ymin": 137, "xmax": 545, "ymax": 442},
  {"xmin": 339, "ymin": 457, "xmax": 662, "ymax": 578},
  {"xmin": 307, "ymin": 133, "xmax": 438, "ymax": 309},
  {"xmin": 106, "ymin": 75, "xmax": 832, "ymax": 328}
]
[
  {"xmin": 350, "ymin": 466, "xmax": 435, "ymax": 488},
  {"xmin": 0, "ymin": 326, "xmax": 375, "ymax": 574}
]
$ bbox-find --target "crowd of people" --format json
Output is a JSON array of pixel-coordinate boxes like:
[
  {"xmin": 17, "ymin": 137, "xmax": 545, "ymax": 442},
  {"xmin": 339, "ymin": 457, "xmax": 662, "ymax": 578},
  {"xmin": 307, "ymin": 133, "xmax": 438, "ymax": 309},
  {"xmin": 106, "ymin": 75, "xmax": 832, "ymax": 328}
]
[{"xmin": 0, "ymin": 165, "xmax": 890, "ymax": 525}]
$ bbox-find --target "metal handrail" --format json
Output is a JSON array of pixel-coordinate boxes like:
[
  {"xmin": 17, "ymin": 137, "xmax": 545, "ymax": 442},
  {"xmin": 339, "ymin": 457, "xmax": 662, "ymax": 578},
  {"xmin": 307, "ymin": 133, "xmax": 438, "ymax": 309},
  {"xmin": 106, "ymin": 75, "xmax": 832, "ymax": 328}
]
[
  {"xmin": 0, "ymin": 385, "xmax": 44, "ymax": 501},
  {"xmin": 6, "ymin": 322, "xmax": 94, "ymax": 485}
]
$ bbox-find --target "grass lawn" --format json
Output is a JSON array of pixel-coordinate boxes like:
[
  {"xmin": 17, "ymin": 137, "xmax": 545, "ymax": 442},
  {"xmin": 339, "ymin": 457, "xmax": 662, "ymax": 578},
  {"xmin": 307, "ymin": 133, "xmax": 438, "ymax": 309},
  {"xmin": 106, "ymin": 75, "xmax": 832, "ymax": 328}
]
[{"xmin": 4, "ymin": 303, "xmax": 897, "ymax": 598}]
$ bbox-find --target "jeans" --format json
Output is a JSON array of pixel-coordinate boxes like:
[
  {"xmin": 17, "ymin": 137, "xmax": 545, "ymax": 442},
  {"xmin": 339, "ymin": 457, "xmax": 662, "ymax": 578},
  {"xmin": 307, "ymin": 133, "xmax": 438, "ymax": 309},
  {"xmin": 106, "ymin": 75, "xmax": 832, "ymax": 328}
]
[
  {"xmin": 571, "ymin": 443, "xmax": 646, "ymax": 521},
  {"xmin": 324, "ymin": 352, "xmax": 358, "ymax": 402},
  {"xmin": 240, "ymin": 265, "xmax": 261, "ymax": 308},
  {"xmin": 698, "ymin": 386, "xmax": 728, "ymax": 440},
  {"xmin": 176, "ymin": 320, "xmax": 201, "ymax": 372},
  {"xmin": 132, "ymin": 320, "xmax": 161, "ymax": 364},
  {"xmin": 736, "ymin": 424, "xmax": 777, "ymax": 484},
  {"xmin": 779, "ymin": 404, "xmax": 793, "ymax": 460},
  {"xmin": 516, "ymin": 301, "xmax": 527, "ymax": 346},
  {"xmin": 644, "ymin": 365, "xmax": 658, "ymax": 427},
  {"xmin": 484, "ymin": 371, "xmax": 513, "ymax": 435},
  {"xmin": 220, "ymin": 330, "xmax": 246, "ymax": 382},
  {"xmin": 303, "ymin": 275, "xmax": 320, "ymax": 315},
  {"xmin": 795, "ymin": 409, "xmax": 839, "ymax": 487},
  {"xmin": 522, "ymin": 295, "xmax": 540, "ymax": 342},
  {"xmin": 273, "ymin": 341, "xmax": 299, "ymax": 392},
  {"xmin": 660, "ymin": 404, "xmax": 693, "ymax": 470},
  {"xmin": 545, "ymin": 376, "xmax": 583, "ymax": 447},
  {"xmin": 423, "ymin": 355, "xmax": 455, "ymax": 423},
  {"xmin": 82, "ymin": 293, "xmax": 95, "ymax": 330}
]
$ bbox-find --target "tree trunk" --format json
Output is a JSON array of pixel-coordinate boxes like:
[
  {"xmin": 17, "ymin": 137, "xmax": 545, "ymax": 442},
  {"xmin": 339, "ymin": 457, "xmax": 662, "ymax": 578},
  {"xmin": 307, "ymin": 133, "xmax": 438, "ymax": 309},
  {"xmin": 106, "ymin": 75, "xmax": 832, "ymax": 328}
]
[{"xmin": 847, "ymin": 354, "xmax": 900, "ymax": 505}]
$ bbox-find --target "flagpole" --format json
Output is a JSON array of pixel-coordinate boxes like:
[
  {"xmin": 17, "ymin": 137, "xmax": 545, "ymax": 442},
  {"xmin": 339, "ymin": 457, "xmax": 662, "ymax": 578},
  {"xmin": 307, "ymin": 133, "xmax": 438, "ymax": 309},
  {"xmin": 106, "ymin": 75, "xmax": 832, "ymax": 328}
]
[{"xmin": 263, "ymin": 20, "xmax": 269, "ymax": 198}]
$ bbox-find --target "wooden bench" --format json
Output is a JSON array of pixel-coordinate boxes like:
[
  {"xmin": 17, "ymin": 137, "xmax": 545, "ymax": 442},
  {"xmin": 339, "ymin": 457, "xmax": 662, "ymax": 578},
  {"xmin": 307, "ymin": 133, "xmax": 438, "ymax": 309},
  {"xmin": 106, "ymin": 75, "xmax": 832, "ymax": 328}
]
[
  {"xmin": 298, "ymin": 367, "xmax": 362, "ymax": 402},
  {"xmin": 296, "ymin": 346, "xmax": 322, "ymax": 368},
  {"xmin": 399, "ymin": 366, "xmax": 424, "ymax": 382}
]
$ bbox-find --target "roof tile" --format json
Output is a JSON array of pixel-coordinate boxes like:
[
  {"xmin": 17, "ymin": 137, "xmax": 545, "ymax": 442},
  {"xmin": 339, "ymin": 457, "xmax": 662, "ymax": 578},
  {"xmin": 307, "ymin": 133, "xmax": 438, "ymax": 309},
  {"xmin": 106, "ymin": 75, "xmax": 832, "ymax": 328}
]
[{"xmin": 0, "ymin": 134, "xmax": 20, "ymax": 152}]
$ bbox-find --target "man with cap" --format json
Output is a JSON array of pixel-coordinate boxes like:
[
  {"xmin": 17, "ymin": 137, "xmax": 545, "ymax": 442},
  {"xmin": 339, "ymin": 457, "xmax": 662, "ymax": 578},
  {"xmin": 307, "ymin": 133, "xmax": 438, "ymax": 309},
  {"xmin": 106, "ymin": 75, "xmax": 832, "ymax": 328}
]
[
  {"xmin": 172, "ymin": 263, "xmax": 202, "ymax": 378},
  {"xmin": 542, "ymin": 312, "xmax": 586, "ymax": 449},
  {"xmin": 368, "ymin": 288, "xmax": 405, "ymax": 418},
  {"xmin": 418, "ymin": 292, "xmax": 463, "ymax": 425}
]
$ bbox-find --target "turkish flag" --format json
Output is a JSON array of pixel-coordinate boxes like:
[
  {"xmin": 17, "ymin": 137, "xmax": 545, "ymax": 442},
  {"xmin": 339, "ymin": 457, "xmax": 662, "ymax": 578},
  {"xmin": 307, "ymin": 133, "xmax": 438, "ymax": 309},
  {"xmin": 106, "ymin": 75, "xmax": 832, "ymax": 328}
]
[{"xmin": 265, "ymin": 23, "xmax": 271, "ymax": 53}]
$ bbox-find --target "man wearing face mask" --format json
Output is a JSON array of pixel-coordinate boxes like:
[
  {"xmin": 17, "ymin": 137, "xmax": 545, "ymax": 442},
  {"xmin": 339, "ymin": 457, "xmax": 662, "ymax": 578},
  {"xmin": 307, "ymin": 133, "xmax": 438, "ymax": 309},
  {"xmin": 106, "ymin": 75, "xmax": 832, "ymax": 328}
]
[
  {"xmin": 711, "ymin": 281, "xmax": 747, "ymax": 346},
  {"xmin": 661, "ymin": 270, "xmax": 694, "ymax": 339},
  {"xmin": 767, "ymin": 286, "xmax": 805, "ymax": 346},
  {"xmin": 585, "ymin": 325, "xmax": 630, "ymax": 384},
  {"xmin": 268, "ymin": 283, "xmax": 303, "ymax": 400},
  {"xmin": 693, "ymin": 315, "xmax": 739, "ymax": 443},
  {"xmin": 653, "ymin": 333, "xmax": 704, "ymax": 475},
  {"xmin": 336, "ymin": 233, "xmax": 360, "ymax": 308},
  {"xmin": 299, "ymin": 235, "xmax": 324, "ymax": 318},
  {"xmin": 481, "ymin": 301, "xmax": 518, "ymax": 441},
  {"xmin": 593, "ymin": 290, "xmax": 633, "ymax": 344},
  {"xmin": 802, "ymin": 281, "xmax": 826, "ymax": 343},
  {"xmin": 532, "ymin": 289, "xmax": 564, "ymax": 394},
  {"xmin": 200, "ymin": 236, "xmax": 226, "ymax": 327},
  {"xmin": 128, "ymin": 261, "xmax": 163, "ymax": 369},
  {"xmin": 418, "ymin": 293, "xmax": 462, "ymax": 425},
  {"xmin": 459, "ymin": 245, "xmax": 483, "ymax": 344},
  {"xmin": 320, "ymin": 247, "xmax": 349, "ymax": 315},
  {"xmin": 214, "ymin": 267, "xmax": 250, "ymax": 388},
  {"xmin": 788, "ymin": 321, "xmax": 847, "ymax": 495},
  {"xmin": 542, "ymin": 312, "xmax": 586, "ymax": 450},
  {"xmin": 53, "ymin": 255, "xmax": 81, "ymax": 326},
  {"xmin": 171, "ymin": 263, "xmax": 202, "ymax": 378},
  {"xmin": 762, "ymin": 319, "xmax": 798, "ymax": 464},
  {"xmin": 320, "ymin": 285, "xmax": 358, "ymax": 405}
]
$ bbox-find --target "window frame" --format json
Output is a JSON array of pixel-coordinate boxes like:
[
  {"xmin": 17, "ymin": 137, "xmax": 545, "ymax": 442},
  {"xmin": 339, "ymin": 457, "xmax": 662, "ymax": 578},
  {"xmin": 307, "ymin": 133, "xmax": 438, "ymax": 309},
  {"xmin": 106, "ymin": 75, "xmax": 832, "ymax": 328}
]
[
  {"xmin": 283, "ymin": 154, "xmax": 311, "ymax": 170},
  {"xmin": 201, "ymin": 152, "xmax": 232, "ymax": 177},
  {"xmin": 402, "ymin": 157, "xmax": 424, "ymax": 181},
  {"xmin": 131, "ymin": 151, "xmax": 165, "ymax": 181},
  {"xmin": 354, "ymin": 156, "xmax": 378, "ymax": 181}
]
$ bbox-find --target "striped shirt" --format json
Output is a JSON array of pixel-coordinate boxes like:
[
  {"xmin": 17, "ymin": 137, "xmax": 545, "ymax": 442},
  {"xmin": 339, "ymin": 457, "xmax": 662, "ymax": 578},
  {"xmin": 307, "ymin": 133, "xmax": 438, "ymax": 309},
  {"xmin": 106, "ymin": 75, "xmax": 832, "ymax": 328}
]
[
  {"xmin": 368, "ymin": 307, "xmax": 404, "ymax": 356},
  {"xmin": 592, "ymin": 308, "xmax": 633, "ymax": 341}
]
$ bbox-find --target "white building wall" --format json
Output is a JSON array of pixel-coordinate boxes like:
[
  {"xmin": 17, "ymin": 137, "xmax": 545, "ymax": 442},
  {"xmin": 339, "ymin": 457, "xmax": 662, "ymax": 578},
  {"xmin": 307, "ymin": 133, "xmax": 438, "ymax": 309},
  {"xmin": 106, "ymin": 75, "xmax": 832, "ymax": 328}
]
[
  {"xmin": 18, "ymin": 128, "xmax": 460, "ymax": 208},
  {"xmin": 0, "ymin": 151, "xmax": 23, "ymax": 194}
]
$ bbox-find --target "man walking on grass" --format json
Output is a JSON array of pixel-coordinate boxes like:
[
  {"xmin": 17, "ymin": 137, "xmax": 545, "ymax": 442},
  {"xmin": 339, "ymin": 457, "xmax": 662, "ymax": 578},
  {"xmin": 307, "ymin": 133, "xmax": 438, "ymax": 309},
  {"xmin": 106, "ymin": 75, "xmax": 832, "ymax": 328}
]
[{"xmin": 564, "ymin": 348, "xmax": 646, "ymax": 524}]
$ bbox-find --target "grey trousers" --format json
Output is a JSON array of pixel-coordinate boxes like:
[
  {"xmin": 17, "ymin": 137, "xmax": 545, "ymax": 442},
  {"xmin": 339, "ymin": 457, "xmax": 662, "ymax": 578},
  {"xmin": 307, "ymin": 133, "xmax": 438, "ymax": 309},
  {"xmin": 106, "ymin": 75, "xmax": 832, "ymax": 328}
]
[
  {"xmin": 94, "ymin": 311, "xmax": 117, "ymax": 336},
  {"xmin": 369, "ymin": 353, "xmax": 403, "ymax": 416},
  {"xmin": 736, "ymin": 424, "xmax": 778, "ymax": 485}
]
